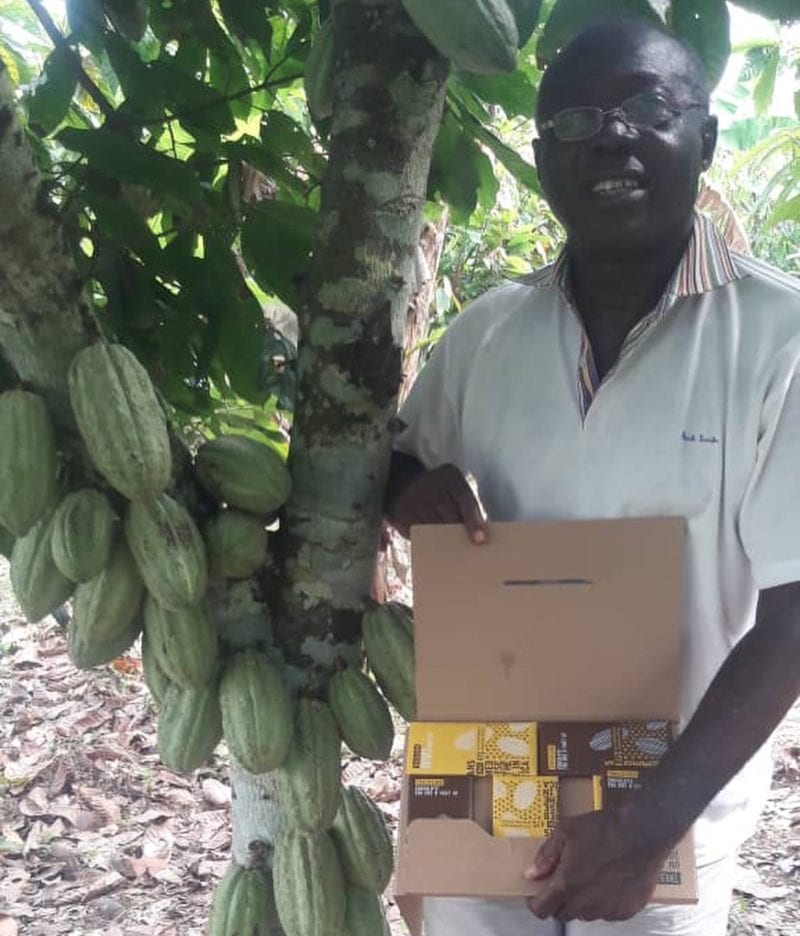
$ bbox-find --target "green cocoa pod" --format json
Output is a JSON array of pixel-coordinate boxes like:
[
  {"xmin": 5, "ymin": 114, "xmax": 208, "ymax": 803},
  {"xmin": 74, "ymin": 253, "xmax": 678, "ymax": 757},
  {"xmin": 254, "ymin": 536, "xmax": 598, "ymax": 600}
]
[
  {"xmin": 219, "ymin": 651, "xmax": 294, "ymax": 774},
  {"xmin": 205, "ymin": 510, "xmax": 267, "ymax": 579},
  {"xmin": 195, "ymin": 435, "xmax": 291, "ymax": 517},
  {"xmin": 343, "ymin": 885, "xmax": 390, "ymax": 936},
  {"xmin": 0, "ymin": 525, "xmax": 15, "ymax": 559},
  {"xmin": 276, "ymin": 699, "xmax": 341, "ymax": 833},
  {"xmin": 209, "ymin": 863, "xmax": 279, "ymax": 936},
  {"xmin": 51, "ymin": 488, "xmax": 117, "ymax": 582},
  {"xmin": 157, "ymin": 680, "xmax": 222, "ymax": 773},
  {"xmin": 305, "ymin": 19, "xmax": 334, "ymax": 121},
  {"xmin": 0, "ymin": 389, "xmax": 58, "ymax": 537},
  {"xmin": 10, "ymin": 511, "xmax": 74, "ymax": 623},
  {"xmin": 331, "ymin": 786, "xmax": 393, "ymax": 894},
  {"xmin": 125, "ymin": 493, "xmax": 207, "ymax": 609},
  {"xmin": 67, "ymin": 539, "xmax": 145, "ymax": 669},
  {"xmin": 362, "ymin": 602, "xmax": 416, "ymax": 721},
  {"xmin": 328, "ymin": 669, "xmax": 394, "ymax": 761},
  {"xmin": 68, "ymin": 342, "xmax": 172, "ymax": 501},
  {"xmin": 141, "ymin": 629, "xmax": 173, "ymax": 708},
  {"xmin": 273, "ymin": 830, "xmax": 345, "ymax": 936},
  {"xmin": 143, "ymin": 594, "xmax": 217, "ymax": 689},
  {"xmin": 401, "ymin": 0, "xmax": 518, "ymax": 74}
]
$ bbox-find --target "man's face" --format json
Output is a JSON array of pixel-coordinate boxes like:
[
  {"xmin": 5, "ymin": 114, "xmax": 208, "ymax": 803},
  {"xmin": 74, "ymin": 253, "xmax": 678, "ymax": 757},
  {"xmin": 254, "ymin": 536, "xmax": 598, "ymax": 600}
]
[{"xmin": 533, "ymin": 33, "xmax": 717, "ymax": 256}]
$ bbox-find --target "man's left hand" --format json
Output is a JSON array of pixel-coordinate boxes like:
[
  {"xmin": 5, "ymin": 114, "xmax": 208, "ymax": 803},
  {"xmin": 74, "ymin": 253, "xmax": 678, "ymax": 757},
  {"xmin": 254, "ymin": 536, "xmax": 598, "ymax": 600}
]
[{"xmin": 524, "ymin": 806, "xmax": 675, "ymax": 923}]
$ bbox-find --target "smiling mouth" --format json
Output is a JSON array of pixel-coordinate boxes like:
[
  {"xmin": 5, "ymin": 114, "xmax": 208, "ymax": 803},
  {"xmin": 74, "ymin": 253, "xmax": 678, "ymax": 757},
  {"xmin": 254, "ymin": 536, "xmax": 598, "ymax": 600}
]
[{"xmin": 591, "ymin": 178, "xmax": 646, "ymax": 194}]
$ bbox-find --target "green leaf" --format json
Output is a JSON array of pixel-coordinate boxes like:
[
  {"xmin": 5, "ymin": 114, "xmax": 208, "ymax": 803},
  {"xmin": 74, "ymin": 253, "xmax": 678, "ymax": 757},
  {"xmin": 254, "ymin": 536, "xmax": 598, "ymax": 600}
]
[
  {"xmin": 457, "ymin": 69, "xmax": 538, "ymax": 118},
  {"xmin": 456, "ymin": 106, "xmax": 541, "ymax": 193},
  {"xmin": 58, "ymin": 128, "xmax": 204, "ymax": 205},
  {"xmin": 83, "ymin": 189, "xmax": 166, "ymax": 270},
  {"xmin": 241, "ymin": 201, "xmax": 317, "ymax": 307},
  {"xmin": 218, "ymin": 0, "xmax": 272, "ymax": 49},
  {"xmin": 730, "ymin": 1, "xmax": 800, "ymax": 21},
  {"xmin": 752, "ymin": 46, "xmax": 779, "ymax": 116},
  {"xmin": 66, "ymin": 0, "xmax": 106, "ymax": 53},
  {"xmin": 769, "ymin": 194, "xmax": 800, "ymax": 224},
  {"xmin": 669, "ymin": 0, "xmax": 731, "ymax": 90},
  {"xmin": 27, "ymin": 48, "xmax": 77, "ymax": 135},
  {"xmin": 537, "ymin": 0, "xmax": 659, "ymax": 64},
  {"xmin": 429, "ymin": 113, "xmax": 497, "ymax": 222},
  {"xmin": 102, "ymin": 0, "xmax": 148, "ymax": 42},
  {"xmin": 261, "ymin": 111, "xmax": 325, "ymax": 179},
  {"xmin": 507, "ymin": 0, "xmax": 545, "ymax": 48}
]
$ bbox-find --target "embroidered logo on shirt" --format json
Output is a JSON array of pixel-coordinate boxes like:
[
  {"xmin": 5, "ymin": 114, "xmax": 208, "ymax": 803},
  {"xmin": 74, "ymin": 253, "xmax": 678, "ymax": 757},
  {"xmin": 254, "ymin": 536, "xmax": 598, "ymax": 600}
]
[{"xmin": 681, "ymin": 431, "xmax": 719, "ymax": 444}]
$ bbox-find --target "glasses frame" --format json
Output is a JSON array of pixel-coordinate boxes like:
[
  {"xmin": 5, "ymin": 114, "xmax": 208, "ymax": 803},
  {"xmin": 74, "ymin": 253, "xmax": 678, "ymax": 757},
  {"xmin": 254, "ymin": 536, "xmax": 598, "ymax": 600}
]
[{"xmin": 538, "ymin": 91, "xmax": 705, "ymax": 143}]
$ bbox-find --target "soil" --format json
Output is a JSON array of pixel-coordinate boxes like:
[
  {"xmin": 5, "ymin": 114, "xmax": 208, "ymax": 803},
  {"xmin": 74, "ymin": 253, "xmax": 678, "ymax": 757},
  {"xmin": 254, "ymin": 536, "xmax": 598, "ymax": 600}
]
[{"xmin": 0, "ymin": 558, "xmax": 797, "ymax": 935}]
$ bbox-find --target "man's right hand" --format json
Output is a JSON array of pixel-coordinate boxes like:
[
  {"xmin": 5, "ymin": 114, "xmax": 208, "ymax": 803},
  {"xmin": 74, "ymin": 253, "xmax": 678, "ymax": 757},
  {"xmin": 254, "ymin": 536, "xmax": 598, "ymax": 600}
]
[{"xmin": 384, "ymin": 452, "xmax": 488, "ymax": 544}]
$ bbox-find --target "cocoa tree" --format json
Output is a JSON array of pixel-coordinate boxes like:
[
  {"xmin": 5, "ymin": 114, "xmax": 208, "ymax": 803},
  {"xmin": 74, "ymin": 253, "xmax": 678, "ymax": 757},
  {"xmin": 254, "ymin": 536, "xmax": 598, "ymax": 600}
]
[{"xmin": 0, "ymin": 0, "xmax": 793, "ymax": 932}]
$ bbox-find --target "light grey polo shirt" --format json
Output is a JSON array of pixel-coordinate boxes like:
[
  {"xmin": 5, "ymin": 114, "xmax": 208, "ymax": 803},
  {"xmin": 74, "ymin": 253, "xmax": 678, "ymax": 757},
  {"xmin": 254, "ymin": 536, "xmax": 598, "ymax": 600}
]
[{"xmin": 395, "ymin": 214, "xmax": 800, "ymax": 863}]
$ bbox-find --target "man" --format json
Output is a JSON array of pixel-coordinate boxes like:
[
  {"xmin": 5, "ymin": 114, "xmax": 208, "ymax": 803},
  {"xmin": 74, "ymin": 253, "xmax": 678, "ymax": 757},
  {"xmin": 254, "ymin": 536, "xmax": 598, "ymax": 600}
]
[{"xmin": 385, "ymin": 15, "xmax": 800, "ymax": 936}]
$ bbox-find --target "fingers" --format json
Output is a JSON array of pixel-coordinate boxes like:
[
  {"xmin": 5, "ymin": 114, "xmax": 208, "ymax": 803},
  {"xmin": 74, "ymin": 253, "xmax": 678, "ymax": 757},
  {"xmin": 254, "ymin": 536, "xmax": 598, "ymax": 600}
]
[
  {"xmin": 524, "ymin": 828, "xmax": 564, "ymax": 880},
  {"xmin": 446, "ymin": 472, "xmax": 488, "ymax": 544}
]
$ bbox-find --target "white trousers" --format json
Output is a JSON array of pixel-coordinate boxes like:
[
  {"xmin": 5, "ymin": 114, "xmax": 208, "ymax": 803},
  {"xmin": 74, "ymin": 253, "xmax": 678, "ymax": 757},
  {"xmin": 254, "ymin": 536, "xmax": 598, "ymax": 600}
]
[{"xmin": 423, "ymin": 854, "xmax": 736, "ymax": 936}]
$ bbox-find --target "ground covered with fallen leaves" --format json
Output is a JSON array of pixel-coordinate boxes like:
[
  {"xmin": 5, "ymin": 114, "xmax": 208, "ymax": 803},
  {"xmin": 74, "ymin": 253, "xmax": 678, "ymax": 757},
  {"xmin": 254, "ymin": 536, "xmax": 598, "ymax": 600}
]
[{"xmin": 0, "ymin": 559, "xmax": 797, "ymax": 935}]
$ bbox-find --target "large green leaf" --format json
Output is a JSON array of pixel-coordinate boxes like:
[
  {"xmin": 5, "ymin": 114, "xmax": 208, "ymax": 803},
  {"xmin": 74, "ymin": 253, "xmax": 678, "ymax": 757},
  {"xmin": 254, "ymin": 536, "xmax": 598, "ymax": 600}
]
[
  {"xmin": 769, "ymin": 193, "xmax": 800, "ymax": 224},
  {"xmin": 58, "ymin": 128, "xmax": 204, "ymax": 204},
  {"xmin": 458, "ymin": 68, "xmax": 538, "ymax": 118},
  {"xmin": 752, "ymin": 45, "xmax": 779, "ymax": 116},
  {"xmin": 428, "ymin": 112, "xmax": 498, "ymax": 223},
  {"xmin": 66, "ymin": 0, "xmax": 106, "ymax": 53},
  {"xmin": 218, "ymin": 0, "xmax": 272, "ymax": 49},
  {"xmin": 507, "ymin": 0, "xmax": 545, "ymax": 47},
  {"xmin": 730, "ymin": 1, "xmax": 800, "ymax": 21},
  {"xmin": 27, "ymin": 48, "xmax": 76, "ymax": 135},
  {"xmin": 537, "ymin": 0, "xmax": 659, "ymax": 64},
  {"xmin": 669, "ymin": 0, "xmax": 731, "ymax": 90},
  {"xmin": 241, "ymin": 201, "xmax": 317, "ymax": 307}
]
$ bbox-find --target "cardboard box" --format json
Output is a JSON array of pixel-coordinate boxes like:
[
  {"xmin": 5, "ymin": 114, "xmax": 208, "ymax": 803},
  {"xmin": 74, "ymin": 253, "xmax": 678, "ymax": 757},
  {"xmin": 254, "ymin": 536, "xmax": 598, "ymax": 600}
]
[{"xmin": 394, "ymin": 517, "xmax": 696, "ymax": 932}]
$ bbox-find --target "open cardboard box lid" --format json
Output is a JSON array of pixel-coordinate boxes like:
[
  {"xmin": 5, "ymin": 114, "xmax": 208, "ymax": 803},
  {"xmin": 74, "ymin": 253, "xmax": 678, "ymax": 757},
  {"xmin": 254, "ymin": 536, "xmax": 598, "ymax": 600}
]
[{"xmin": 394, "ymin": 517, "xmax": 696, "ymax": 931}]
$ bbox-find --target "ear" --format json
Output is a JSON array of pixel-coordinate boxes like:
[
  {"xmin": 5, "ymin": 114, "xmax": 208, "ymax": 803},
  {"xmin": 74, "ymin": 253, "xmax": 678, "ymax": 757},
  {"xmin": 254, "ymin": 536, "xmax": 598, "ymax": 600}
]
[{"xmin": 700, "ymin": 114, "xmax": 718, "ymax": 171}]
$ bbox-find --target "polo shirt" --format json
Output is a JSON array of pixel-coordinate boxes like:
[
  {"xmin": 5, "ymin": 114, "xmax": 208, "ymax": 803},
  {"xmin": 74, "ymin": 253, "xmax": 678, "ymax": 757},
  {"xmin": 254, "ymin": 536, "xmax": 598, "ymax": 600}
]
[{"xmin": 395, "ymin": 213, "xmax": 800, "ymax": 863}]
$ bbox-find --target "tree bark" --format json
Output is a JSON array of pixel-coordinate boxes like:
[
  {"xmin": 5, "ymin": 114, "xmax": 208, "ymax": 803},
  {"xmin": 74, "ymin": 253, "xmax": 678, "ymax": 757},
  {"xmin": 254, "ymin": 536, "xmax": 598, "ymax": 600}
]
[{"xmin": 273, "ymin": 0, "xmax": 447, "ymax": 667}]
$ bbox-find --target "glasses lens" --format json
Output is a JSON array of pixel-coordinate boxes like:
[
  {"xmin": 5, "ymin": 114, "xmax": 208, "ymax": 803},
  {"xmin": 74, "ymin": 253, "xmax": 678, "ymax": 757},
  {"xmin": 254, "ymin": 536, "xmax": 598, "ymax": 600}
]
[
  {"xmin": 553, "ymin": 107, "xmax": 601, "ymax": 141},
  {"xmin": 621, "ymin": 92, "xmax": 675, "ymax": 129}
]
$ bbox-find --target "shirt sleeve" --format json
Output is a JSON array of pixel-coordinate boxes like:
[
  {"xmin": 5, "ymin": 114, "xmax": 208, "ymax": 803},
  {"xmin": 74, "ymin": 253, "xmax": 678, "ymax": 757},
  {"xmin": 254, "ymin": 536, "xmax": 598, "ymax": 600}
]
[
  {"xmin": 739, "ymin": 366, "xmax": 800, "ymax": 589},
  {"xmin": 393, "ymin": 333, "xmax": 463, "ymax": 470}
]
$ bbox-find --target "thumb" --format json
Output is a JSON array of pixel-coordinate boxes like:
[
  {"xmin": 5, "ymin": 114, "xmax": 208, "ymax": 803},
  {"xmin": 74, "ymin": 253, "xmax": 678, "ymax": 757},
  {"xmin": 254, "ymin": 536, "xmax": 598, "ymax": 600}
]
[{"xmin": 524, "ymin": 830, "xmax": 564, "ymax": 880}]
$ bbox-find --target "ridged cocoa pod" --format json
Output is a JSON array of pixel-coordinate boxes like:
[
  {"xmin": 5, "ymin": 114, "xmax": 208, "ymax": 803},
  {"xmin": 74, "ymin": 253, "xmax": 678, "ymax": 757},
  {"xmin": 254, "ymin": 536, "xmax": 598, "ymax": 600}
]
[
  {"xmin": 328, "ymin": 669, "xmax": 394, "ymax": 761},
  {"xmin": 141, "ymin": 629, "xmax": 173, "ymax": 708},
  {"xmin": 195, "ymin": 435, "xmax": 291, "ymax": 517},
  {"xmin": 51, "ymin": 488, "xmax": 117, "ymax": 582},
  {"xmin": 209, "ymin": 863, "xmax": 279, "ymax": 936},
  {"xmin": 68, "ymin": 342, "xmax": 172, "ymax": 501},
  {"xmin": 67, "ymin": 540, "xmax": 144, "ymax": 669},
  {"xmin": 362, "ymin": 602, "xmax": 416, "ymax": 721},
  {"xmin": 219, "ymin": 651, "xmax": 294, "ymax": 774},
  {"xmin": 143, "ymin": 594, "xmax": 217, "ymax": 689},
  {"xmin": 10, "ymin": 510, "xmax": 74, "ymax": 623},
  {"xmin": 401, "ymin": 0, "xmax": 518, "ymax": 74},
  {"xmin": 273, "ymin": 830, "xmax": 346, "ymax": 936},
  {"xmin": 0, "ymin": 389, "xmax": 59, "ymax": 537},
  {"xmin": 125, "ymin": 493, "xmax": 207, "ymax": 609},
  {"xmin": 204, "ymin": 510, "xmax": 267, "ymax": 579},
  {"xmin": 157, "ymin": 680, "xmax": 222, "ymax": 773},
  {"xmin": 304, "ymin": 19, "xmax": 334, "ymax": 121},
  {"xmin": 343, "ymin": 885, "xmax": 390, "ymax": 936},
  {"xmin": 276, "ymin": 699, "xmax": 342, "ymax": 833},
  {"xmin": 331, "ymin": 786, "xmax": 393, "ymax": 894}
]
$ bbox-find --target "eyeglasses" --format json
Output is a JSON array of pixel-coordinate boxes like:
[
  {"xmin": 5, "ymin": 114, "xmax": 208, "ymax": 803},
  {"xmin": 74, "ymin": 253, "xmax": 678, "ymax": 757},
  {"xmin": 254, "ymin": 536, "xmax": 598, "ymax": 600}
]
[{"xmin": 538, "ymin": 91, "xmax": 705, "ymax": 143}]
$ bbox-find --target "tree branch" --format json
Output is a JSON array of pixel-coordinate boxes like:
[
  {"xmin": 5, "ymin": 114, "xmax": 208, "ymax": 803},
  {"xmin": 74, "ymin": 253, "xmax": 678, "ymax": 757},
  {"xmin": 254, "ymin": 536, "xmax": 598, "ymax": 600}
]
[
  {"xmin": 26, "ymin": 0, "xmax": 115, "ymax": 121},
  {"xmin": 138, "ymin": 73, "xmax": 304, "ymax": 128}
]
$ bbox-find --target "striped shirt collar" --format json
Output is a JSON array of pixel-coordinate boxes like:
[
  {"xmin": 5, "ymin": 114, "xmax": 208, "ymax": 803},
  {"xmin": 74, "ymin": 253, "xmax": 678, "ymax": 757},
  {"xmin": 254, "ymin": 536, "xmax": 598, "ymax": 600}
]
[
  {"xmin": 523, "ymin": 213, "xmax": 744, "ymax": 419},
  {"xmin": 525, "ymin": 212, "xmax": 742, "ymax": 297}
]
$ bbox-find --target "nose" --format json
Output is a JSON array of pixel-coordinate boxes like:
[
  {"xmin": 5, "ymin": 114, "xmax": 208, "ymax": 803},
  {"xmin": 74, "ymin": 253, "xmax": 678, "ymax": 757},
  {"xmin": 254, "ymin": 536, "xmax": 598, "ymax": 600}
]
[{"xmin": 592, "ymin": 111, "xmax": 638, "ymax": 151}]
